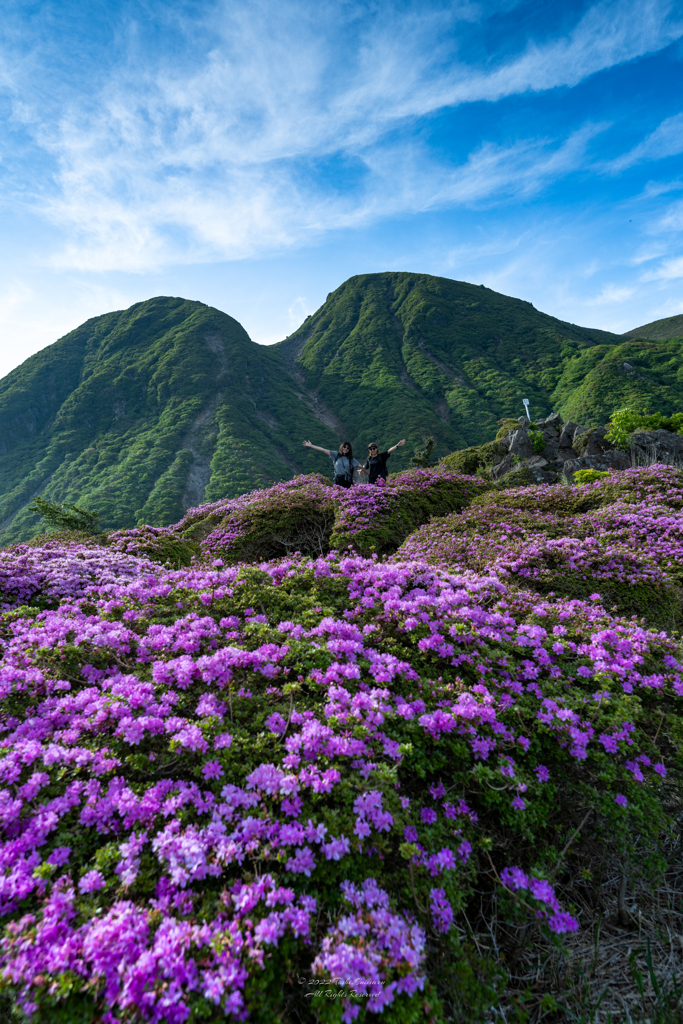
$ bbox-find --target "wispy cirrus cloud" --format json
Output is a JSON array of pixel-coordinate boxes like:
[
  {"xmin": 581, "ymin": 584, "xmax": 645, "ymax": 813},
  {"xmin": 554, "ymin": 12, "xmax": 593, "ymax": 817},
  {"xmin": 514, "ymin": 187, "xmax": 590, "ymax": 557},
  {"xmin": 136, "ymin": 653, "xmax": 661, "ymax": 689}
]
[
  {"xmin": 0, "ymin": 0, "xmax": 681, "ymax": 273},
  {"xmin": 604, "ymin": 112, "xmax": 683, "ymax": 173},
  {"xmin": 586, "ymin": 283, "xmax": 635, "ymax": 303}
]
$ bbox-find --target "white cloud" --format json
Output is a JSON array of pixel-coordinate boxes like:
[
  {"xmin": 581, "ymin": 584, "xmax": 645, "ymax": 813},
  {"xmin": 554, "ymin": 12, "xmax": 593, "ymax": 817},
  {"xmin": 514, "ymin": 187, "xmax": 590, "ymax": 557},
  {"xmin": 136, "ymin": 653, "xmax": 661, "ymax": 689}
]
[
  {"xmin": 656, "ymin": 197, "xmax": 683, "ymax": 232},
  {"xmin": 605, "ymin": 113, "xmax": 683, "ymax": 174},
  {"xmin": 586, "ymin": 283, "xmax": 635, "ymax": 304},
  {"xmin": 641, "ymin": 255, "xmax": 683, "ymax": 281},
  {"xmin": 287, "ymin": 296, "xmax": 313, "ymax": 331},
  {"xmin": 0, "ymin": 0, "xmax": 681, "ymax": 272},
  {"xmin": 639, "ymin": 178, "xmax": 683, "ymax": 198}
]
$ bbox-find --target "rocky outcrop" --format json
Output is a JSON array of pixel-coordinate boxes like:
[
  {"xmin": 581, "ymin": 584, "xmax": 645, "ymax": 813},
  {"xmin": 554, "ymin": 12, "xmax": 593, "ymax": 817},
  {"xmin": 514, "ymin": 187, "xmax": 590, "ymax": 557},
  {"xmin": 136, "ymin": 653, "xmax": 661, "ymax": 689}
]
[
  {"xmin": 445, "ymin": 415, "xmax": 683, "ymax": 486},
  {"xmin": 630, "ymin": 429, "xmax": 683, "ymax": 466}
]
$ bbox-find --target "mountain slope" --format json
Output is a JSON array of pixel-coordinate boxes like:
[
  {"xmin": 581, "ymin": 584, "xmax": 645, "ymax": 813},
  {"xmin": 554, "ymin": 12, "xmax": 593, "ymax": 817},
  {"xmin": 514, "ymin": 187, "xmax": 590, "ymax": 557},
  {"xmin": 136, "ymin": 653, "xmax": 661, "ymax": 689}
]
[
  {"xmin": 0, "ymin": 297, "xmax": 331, "ymax": 543},
  {"xmin": 2, "ymin": 275, "xmax": 682, "ymax": 544},
  {"xmin": 622, "ymin": 312, "xmax": 683, "ymax": 341},
  {"xmin": 276, "ymin": 272, "xmax": 683, "ymax": 446},
  {"xmin": 275, "ymin": 272, "xmax": 624, "ymax": 451}
]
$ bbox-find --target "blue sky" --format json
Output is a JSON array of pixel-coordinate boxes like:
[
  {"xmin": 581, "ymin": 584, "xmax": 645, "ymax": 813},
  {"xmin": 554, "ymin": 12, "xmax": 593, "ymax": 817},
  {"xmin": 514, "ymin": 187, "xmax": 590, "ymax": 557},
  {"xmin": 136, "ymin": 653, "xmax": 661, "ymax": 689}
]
[{"xmin": 1, "ymin": 0, "xmax": 683, "ymax": 376}]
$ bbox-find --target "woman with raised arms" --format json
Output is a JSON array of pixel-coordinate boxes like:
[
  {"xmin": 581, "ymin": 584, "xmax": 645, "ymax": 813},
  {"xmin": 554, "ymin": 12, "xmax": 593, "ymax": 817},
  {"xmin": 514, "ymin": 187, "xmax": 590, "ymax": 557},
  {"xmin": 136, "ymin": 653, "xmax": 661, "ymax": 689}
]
[
  {"xmin": 362, "ymin": 438, "xmax": 406, "ymax": 485},
  {"xmin": 302, "ymin": 439, "xmax": 361, "ymax": 488}
]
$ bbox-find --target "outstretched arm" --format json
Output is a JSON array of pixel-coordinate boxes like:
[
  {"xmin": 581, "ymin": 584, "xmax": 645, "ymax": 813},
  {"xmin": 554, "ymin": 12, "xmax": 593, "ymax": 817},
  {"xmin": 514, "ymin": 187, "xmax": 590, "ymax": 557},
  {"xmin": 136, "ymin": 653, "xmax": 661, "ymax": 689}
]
[
  {"xmin": 303, "ymin": 440, "xmax": 332, "ymax": 455},
  {"xmin": 388, "ymin": 438, "xmax": 407, "ymax": 454}
]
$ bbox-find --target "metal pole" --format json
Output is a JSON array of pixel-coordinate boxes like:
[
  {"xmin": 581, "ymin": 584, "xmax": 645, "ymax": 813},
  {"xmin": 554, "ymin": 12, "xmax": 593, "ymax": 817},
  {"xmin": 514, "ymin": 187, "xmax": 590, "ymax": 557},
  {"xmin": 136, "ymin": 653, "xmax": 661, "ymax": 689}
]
[{"xmin": 522, "ymin": 398, "xmax": 531, "ymax": 422}]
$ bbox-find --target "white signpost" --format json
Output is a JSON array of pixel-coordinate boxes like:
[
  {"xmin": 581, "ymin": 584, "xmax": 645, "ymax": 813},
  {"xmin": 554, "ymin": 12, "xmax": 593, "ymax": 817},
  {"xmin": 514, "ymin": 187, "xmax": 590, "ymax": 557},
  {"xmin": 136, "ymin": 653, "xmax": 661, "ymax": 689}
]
[{"xmin": 522, "ymin": 398, "xmax": 531, "ymax": 422}]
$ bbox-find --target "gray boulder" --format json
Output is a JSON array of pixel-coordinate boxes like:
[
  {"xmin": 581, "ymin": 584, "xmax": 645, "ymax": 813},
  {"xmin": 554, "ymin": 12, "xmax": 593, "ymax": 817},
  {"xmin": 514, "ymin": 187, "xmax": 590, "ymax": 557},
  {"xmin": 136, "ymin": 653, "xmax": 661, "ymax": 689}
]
[
  {"xmin": 536, "ymin": 412, "xmax": 563, "ymax": 430},
  {"xmin": 561, "ymin": 450, "xmax": 630, "ymax": 483},
  {"xmin": 630, "ymin": 429, "xmax": 683, "ymax": 467},
  {"xmin": 559, "ymin": 421, "xmax": 578, "ymax": 448},
  {"xmin": 490, "ymin": 453, "xmax": 515, "ymax": 481},
  {"xmin": 572, "ymin": 426, "xmax": 617, "ymax": 459},
  {"xmin": 501, "ymin": 456, "xmax": 558, "ymax": 486},
  {"xmin": 507, "ymin": 425, "xmax": 535, "ymax": 460}
]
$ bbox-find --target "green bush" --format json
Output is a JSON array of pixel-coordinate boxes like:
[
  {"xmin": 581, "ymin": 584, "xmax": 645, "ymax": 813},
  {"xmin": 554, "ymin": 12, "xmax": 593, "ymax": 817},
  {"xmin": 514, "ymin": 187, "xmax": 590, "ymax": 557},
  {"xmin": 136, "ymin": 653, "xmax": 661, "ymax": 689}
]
[
  {"xmin": 410, "ymin": 434, "xmax": 437, "ymax": 467},
  {"xmin": 573, "ymin": 469, "xmax": 611, "ymax": 486},
  {"xmin": 439, "ymin": 440, "xmax": 507, "ymax": 475},
  {"xmin": 528, "ymin": 425, "xmax": 546, "ymax": 454},
  {"xmin": 27, "ymin": 496, "xmax": 101, "ymax": 536},
  {"xmin": 495, "ymin": 418, "xmax": 521, "ymax": 440},
  {"xmin": 606, "ymin": 407, "xmax": 683, "ymax": 451}
]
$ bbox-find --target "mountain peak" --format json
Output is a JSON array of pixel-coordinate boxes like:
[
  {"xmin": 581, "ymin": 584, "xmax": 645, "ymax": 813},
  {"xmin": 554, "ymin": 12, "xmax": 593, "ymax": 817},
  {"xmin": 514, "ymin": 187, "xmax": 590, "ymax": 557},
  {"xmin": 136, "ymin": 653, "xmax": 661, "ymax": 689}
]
[{"xmin": 2, "ymin": 273, "xmax": 682, "ymax": 544}]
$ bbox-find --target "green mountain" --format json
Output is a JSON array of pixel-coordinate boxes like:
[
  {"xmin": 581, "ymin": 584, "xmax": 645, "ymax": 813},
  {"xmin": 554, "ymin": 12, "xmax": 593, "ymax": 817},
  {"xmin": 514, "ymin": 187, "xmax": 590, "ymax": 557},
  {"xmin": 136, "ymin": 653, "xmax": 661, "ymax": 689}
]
[
  {"xmin": 277, "ymin": 272, "xmax": 683, "ymax": 445},
  {"xmin": 622, "ymin": 312, "xmax": 683, "ymax": 340},
  {"xmin": 0, "ymin": 297, "xmax": 331, "ymax": 543},
  {"xmin": 2, "ymin": 273, "xmax": 682, "ymax": 544}
]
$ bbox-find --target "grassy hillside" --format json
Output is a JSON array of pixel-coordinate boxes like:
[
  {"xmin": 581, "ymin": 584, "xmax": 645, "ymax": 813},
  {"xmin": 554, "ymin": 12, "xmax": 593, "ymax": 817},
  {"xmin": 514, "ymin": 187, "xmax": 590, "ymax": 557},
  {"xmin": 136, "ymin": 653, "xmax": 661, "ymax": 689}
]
[
  {"xmin": 3, "ymin": 274, "xmax": 683, "ymax": 544},
  {"xmin": 275, "ymin": 272, "xmax": 626, "ymax": 454},
  {"xmin": 622, "ymin": 311, "xmax": 683, "ymax": 340},
  {"xmin": 0, "ymin": 297, "xmax": 330, "ymax": 543},
  {"xmin": 551, "ymin": 336, "xmax": 683, "ymax": 422}
]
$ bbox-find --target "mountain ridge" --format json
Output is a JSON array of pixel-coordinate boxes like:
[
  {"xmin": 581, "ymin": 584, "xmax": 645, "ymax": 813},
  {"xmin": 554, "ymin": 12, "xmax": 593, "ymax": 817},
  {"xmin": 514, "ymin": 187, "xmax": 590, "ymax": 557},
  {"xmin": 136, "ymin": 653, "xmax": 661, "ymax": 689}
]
[
  {"xmin": 2, "ymin": 272, "xmax": 683, "ymax": 543},
  {"xmin": 622, "ymin": 311, "xmax": 683, "ymax": 341}
]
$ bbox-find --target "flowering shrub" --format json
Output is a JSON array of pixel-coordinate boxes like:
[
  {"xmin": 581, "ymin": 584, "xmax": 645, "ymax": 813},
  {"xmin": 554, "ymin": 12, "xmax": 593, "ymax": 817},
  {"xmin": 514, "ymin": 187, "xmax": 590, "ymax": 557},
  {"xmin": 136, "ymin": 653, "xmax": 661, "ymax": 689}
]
[
  {"xmin": 329, "ymin": 467, "xmax": 488, "ymax": 553},
  {"xmin": 0, "ymin": 541, "xmax": 678, "ymax": 1021},
  {"xmin": 108, "ymin": 524, "xmax": 199, "ymax": 566},
  {"xmin": 473, "ymin": 464, "xmax": 683, "ymax": 515},
  {"xmin": 169, "ymin": 469, "xmax": 488, "ymax": 564},
  {"xmin": 396, "ymin": 489, "xmax": 683, "ymax": 627},
  {"xmin": 183, "ymin": 475, "xmax": 336, "ymax": 563},
  {"xmin": 0, "ymin": 543, "xmax": 157, "ymax": 611}
]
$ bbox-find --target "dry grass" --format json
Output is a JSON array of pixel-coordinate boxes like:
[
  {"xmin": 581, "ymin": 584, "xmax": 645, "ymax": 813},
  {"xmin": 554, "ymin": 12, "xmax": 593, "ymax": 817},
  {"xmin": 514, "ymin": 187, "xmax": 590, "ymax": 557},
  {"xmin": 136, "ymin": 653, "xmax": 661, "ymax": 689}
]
[{"xmin": 439, "ymin": 811, "xmax": 683, "ymax": 1024}]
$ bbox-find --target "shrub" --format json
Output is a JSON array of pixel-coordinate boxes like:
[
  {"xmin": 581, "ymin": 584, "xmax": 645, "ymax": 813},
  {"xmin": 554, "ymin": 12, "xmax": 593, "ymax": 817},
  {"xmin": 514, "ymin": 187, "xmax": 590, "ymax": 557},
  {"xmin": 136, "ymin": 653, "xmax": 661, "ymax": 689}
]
[
  {"xmin": 27, "ymin": 496, "xmax": 101, "ymax": 536},
  {"xmin": 329, "ymin": 467, "xmax": 489, "ymax": 553},
  {"xmin": 108, "ymin": 524, "xmax": 199, "ymax": 566},
  {"xmin": 0, "ymin": 548, "xmax": 679, "ymax": 1021},
  {"xmin": 13, "ymin": 529, "xmax": 107, "ymax": 550},
  {"xmin": 528, "ymin": 424, "xmax": 546, "ymax": 454},
  {"xmin": 471, "ymin": 465, "xmax": 683, "ymax": 516},
  {"xmin": 572, "ymin": 469, "xmax": 611, "ymax": 486},
  {"xmin": 396, "ymin": 500, "xmax": 683, "ymax": 629},
  {"xmin": 197, "ymin": 475, "xmax": 336, "ymax": 563},
  {"xmin": 495, "ymin": 418, "xmax": 521, "ymax": 441},
  {"xmin": 410, "ymin": 434, "xmax": 437, "ymax": 467},
  {"xmin": 0, "ymin": 542, "xmax": 156, "ymax": 611},
  {"xmin": 440, "ymin": 440, "xmax": 507, "ymax": 476},
  {"xmin": 606, "ymin": 407, "xmax": 683, "ymax": 451}
]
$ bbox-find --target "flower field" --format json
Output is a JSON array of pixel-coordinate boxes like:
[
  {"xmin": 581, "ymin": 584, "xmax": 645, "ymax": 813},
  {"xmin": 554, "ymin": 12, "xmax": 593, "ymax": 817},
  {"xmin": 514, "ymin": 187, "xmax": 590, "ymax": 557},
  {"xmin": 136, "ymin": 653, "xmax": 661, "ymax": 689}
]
[
  {"xmin": 112, "ymin": 468, "xmax": 488, "ymax": 567},
  {"xmin": 397, "ymin": 466, "xmax": 683, "ymax": 629},
  {"xmin": 0, "ymin": 466, "xmax": 681, "ymax": 1021}
]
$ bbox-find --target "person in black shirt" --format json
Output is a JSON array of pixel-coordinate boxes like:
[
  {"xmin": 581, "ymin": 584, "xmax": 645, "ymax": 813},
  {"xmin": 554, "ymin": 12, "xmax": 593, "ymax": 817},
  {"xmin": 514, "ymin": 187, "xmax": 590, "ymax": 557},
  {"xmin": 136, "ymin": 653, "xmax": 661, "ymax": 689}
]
[{"xmin": 363, "ymin": 438, "xmax": 406, "ymax": 484}]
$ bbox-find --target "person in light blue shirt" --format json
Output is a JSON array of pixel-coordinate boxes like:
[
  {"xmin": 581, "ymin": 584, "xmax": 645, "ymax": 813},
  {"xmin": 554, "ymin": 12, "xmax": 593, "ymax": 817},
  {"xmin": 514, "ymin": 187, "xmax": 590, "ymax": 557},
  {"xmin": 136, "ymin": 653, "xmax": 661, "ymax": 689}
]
[{"xmin": 303, "ymin": 439, "xmax": 361, "ymax": 488}]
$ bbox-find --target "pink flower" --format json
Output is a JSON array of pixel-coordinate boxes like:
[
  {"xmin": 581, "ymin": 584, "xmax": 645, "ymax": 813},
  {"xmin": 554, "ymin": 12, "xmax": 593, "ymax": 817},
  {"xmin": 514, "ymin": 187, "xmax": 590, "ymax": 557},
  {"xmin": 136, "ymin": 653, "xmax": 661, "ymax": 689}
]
[
  {"xmin": 79, "ymin": 870, "xmax": 105, "ymax": 893},
  {"xmin": 202, "ymin": 760, "xmax": 224, "ymax": 780}
]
